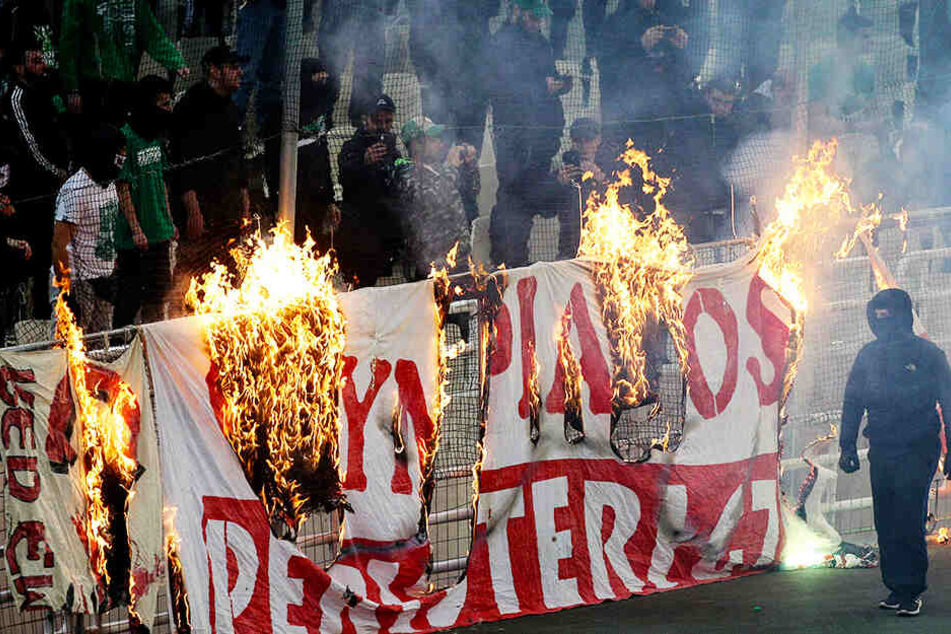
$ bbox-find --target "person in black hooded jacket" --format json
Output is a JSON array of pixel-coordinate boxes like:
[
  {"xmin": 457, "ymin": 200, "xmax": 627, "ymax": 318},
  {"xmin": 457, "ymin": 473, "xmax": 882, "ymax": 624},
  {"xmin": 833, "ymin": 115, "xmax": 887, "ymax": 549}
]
[
  {"xmin": 838, "ymin": 288, "xmax": 951, "ymax": 617},
  {"xmin": 485, "ymin": 0, "xmax": 571, "ymax": 268}
]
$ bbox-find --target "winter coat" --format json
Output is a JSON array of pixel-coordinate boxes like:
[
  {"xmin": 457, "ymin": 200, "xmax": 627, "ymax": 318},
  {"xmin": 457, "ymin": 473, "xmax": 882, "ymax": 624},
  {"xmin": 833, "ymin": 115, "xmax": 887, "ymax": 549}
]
[{"xmin": 840, "ymin": 288, "xmax": 951, "ymax": 456}]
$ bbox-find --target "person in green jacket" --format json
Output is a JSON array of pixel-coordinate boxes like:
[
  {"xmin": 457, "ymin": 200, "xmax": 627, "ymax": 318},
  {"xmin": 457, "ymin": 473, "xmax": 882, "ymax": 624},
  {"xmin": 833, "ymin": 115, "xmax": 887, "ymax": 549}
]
[{"xmin": 59, "ymin": 0, "xmax": 188, "ymax": 123}]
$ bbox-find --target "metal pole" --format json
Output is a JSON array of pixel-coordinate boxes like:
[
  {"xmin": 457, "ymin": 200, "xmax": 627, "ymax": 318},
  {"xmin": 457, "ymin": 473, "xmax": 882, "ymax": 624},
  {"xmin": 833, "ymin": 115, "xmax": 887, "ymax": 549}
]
[{"xmin": 278, "ymin": 0, "xmax": 305, "ymax": 229}]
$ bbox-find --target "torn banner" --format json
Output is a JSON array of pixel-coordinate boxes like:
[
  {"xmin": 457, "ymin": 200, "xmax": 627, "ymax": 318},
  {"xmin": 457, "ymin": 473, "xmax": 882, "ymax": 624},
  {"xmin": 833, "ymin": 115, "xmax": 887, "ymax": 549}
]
[
  {"xmin": 0, "ymin": 339, "xmax": 164, "ymax": 628},
  {"xmin": 142, "ymin": 256, "xmax": 791, "ymax": 632}
]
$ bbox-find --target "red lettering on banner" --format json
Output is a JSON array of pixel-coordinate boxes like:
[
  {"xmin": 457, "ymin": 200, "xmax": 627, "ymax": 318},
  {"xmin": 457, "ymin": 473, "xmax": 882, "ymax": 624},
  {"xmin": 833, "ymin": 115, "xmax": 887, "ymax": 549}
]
[
  {"xmin": 341, "ymin": 356, "xmax": 392, "ymax": 492},
  {"xmin": 391, "ymin": 360, "xmax": 434, "ymax": 495},
  {"xmin": 202, "ymin": 496, "xmax": 272, "ymax": 634},
  {"xmin": 7, "ymin": 456, "xmax": 40, "ymax": 502},
  {"xmin": 6, "ymin": 521, "xmax": 55, "ymax": 610},
  {"xmin": 46, "ymin": 375, "xmax": 77, "ymax": 472},
  {"xmin": 545, "ymin": 283, "xmax": 613, "ymax": 416},
  {"xmin": 745, "ymin": 276, "xmax": 791, "ymax": 406},
  {"xmin": 286, "ymin": 555, "xmax": 331, "ymax": 634},
  {"xmin": 516, "ymin": 277, "xmax": 538, "ymax": 419},
  {"xmin": 684, "ymin": 288, "xmax": 739, "ymax": 419},
  {"xmin": 490, "ymin": 304, "xmax": 513, "ymax": 376},
  {"xmin": 2, "ymin": 408, "xmax": 35, "ymax": 450},
  {"xmin": 0, "ymin": 366, "xmax": 36, "ymax": 408}
]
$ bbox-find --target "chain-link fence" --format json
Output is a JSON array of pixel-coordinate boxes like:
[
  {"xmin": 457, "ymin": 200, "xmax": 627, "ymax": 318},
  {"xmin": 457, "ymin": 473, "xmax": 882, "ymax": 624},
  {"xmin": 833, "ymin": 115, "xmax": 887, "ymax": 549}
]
[{"xmin": 2, "ymin": 0, "xmax": 949, "ymax": 343}]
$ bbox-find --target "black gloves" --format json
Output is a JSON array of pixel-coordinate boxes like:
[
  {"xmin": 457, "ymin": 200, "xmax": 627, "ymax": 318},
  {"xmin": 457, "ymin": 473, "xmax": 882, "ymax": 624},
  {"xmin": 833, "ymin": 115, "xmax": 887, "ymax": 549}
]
[{"xmin": 839, "ymin": 448, "xmax": 860, "ymax": 474}]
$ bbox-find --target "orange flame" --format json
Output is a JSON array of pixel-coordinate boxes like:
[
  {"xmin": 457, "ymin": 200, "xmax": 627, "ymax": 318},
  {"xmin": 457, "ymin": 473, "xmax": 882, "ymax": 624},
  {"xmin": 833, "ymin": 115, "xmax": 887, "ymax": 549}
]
[
  {"xmin": 186, "ymin": 224, "xmax": 346, "ymax": 533},
  {"xmin": 54, "ymin": 288, "xmax": 138, "ymax": 596},
  {"xmin": 577, "ymin": 141, "xmax": 694, "ymax": 409},
  {"xmin": 163, "ymin": 506, "xmax": 191, "ymax": 630},
  {"xmin": 758, "ymin": 139, "xmax": 881, "ymax": 312},
  {"xmin": 556, "ymin": 306, "xmax": 584, "ymax": 443}
]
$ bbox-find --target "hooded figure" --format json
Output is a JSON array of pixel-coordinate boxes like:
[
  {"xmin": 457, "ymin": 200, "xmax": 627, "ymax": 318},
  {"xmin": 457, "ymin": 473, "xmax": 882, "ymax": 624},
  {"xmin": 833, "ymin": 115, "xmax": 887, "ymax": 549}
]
[{"xmin": 839, "ymin": 288, "xmax": 951, "ymax": 616}]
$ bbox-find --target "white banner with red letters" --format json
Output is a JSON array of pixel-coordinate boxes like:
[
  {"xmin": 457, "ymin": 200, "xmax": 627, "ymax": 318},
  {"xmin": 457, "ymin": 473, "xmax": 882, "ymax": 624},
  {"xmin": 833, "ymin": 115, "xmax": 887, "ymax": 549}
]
[
  {"xmin": 142, "ymin": 255, "xmax": 791, "ymax": 633},
  {"xmin": 0, "ymin": 339, "xmax": 164, "ymax": 628}
]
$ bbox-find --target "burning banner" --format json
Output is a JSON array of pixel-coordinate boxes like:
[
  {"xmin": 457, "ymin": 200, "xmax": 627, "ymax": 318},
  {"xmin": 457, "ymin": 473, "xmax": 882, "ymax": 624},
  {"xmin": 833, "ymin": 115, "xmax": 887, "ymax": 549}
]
[
  {"xmin": 186, "ymin": 228, "xmax": 347, "ymax": 537},
  {"xmin": 0, "ymin": 301, "xmax": 163, "ymax": 628},
  {"xmin": 139, "ymin": 250, "xmax": 790, "ymax": 631}
]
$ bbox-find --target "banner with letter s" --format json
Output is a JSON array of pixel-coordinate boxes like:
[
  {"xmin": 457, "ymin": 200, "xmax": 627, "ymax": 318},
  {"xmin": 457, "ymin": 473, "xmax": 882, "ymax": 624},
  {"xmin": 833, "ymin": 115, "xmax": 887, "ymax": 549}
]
[{"xmin": 143, "ymin": 255, "xmax": 792, "ymax": 632}]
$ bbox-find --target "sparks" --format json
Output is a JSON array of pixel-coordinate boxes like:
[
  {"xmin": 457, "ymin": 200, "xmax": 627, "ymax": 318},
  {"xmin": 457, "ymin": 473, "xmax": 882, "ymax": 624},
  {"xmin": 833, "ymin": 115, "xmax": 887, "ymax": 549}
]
[{"xmin": 186, "ymin": 224, "xmax": 347, "ymax": 535}]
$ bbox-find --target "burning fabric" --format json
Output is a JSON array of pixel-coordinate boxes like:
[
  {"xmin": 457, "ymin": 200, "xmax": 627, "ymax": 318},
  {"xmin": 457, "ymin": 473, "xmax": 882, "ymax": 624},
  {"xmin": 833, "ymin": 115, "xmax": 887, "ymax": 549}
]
[
  {"xmin": 186, "ymin": 225, "xmax": 347, "ymax": 537},
  {"xmin": 578, "ymin": 141, "xmax": 693, "ymax": 458},
  {"xmin": 51, "ymin": 288, "xmax": 167, "ymax": 625}
]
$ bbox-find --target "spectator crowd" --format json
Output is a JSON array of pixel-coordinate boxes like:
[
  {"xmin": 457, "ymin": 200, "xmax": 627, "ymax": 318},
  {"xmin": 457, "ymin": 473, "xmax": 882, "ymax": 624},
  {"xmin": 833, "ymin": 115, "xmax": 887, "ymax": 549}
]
[{"xmin": 0, "ymin": 0, "xmax": 949, "ymax": 339}]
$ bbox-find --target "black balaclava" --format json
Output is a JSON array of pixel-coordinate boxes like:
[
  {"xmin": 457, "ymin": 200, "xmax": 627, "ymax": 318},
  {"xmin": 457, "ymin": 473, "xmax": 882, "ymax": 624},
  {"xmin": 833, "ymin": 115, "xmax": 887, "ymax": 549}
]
[
  {"xmin": 129, "ymin": 76, "xmax": 173, "ymax": 141},
  {"xmin": 81, "ymin": 125, "xmax": 125, "ymax": 187},
  {"xmin": 300, "ymin": 58, "xmax": 336, "ymax": 128},
  {"xmin": 866, "ymin": 288, "xmax": 914, "ymax": 340}
]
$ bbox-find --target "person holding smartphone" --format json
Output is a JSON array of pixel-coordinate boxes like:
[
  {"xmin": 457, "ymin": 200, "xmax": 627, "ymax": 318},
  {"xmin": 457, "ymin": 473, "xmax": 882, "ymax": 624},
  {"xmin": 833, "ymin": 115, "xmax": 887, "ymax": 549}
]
[
  {"xmin": 554, "ymin": 117, "xmax": 606, "ymax": 259},
  {"xmin": 336, "ymin": 94, "xmax": 405, "ymax": 288}
]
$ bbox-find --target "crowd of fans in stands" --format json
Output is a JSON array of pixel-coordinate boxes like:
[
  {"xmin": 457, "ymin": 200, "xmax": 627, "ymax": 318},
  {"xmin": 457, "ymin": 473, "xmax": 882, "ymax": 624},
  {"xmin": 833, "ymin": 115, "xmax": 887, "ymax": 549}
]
[{"xmin": 0, "ymin": 0, "xmax": 949, "ymax": 338}]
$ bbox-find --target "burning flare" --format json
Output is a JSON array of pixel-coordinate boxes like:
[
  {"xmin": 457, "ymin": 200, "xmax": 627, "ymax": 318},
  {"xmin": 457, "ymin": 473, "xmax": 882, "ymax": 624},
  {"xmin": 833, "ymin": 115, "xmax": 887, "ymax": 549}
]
[
  {"xmin": 578, "ymin": 141, "xmax": 694, "ymax": 409},
  {"xmin": 186, "ymin": 225, "xmax": 347, "ymax": 535},
  {"xmin": 54, "ymin": 288, "xmax": 139, "ymax": 603}
]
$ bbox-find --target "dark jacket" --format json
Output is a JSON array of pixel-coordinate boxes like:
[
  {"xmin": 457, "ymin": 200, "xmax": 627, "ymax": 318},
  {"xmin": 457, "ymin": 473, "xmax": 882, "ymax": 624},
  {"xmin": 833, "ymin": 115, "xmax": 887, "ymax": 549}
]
[
  {"xmin": 840, "ymin": 289, "xmax": 951, "ymax": 456},
  {"xmin": 486, "ymin": 23, "xmax": 564, "ymax": 131},
  {"xmin": 335, "ymin": 127, "xmax": 404, "ymax": 282},
  {"xmin": 171, "ymin": 82, "xmax": 247, "ymax": 226},
  {"xmin": 0, "ymin": 77, "xmax": 68, "ymax": 201},
  {"xmin": 338, "ymin": 127, "xmax": 401, "ymax": 216}
]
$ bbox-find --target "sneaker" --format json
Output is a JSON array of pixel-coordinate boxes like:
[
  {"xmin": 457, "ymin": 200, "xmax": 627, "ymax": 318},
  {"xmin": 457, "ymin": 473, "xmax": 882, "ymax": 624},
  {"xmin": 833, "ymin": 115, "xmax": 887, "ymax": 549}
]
[
  {"xmin": 879, "ymin": 593, "xmax": 901, "ymax": 610},
  {"xmin": 896, "ymin": 597, "xmax": 922, "ymax": 617}
]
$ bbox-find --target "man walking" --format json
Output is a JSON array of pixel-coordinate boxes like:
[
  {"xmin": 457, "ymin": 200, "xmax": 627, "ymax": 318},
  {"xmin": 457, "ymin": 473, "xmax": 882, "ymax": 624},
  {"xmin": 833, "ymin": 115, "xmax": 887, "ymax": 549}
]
[{"xmin": 838, "ymin": 288, "xmax": 951, "ymax": 617}]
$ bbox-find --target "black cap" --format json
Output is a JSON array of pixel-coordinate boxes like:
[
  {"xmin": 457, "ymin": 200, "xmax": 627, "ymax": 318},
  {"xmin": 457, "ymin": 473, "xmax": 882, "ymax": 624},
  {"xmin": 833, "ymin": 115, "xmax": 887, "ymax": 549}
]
[
  {"xmin": 373, "ymin": 94, "xmax": 396, "ymax": 113},
  {"xmin": 569, "ymin": 117, "xmax": 601, "ymax": 141},
  {"xmin": 202, "ymin": 45, "xmax": 248, "ymax": 69},
  {"xmin": 839, "ymin": 6, "xmax": 873, "ymax": 32}
]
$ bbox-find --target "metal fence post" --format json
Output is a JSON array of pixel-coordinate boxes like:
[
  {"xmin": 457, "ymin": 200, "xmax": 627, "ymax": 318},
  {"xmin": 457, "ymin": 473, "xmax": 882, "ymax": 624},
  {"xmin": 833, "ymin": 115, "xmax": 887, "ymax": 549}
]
[{"xmin": 278, "ymin": 0, "xmax": 305, "ymax": 229}]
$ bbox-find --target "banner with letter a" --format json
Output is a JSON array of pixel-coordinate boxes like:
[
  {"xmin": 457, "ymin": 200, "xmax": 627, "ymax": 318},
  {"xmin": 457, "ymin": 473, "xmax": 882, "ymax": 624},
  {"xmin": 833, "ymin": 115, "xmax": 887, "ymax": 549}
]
[{"xmin": 143, "ymin": 255, "xmax": 791, "ymax": 632}]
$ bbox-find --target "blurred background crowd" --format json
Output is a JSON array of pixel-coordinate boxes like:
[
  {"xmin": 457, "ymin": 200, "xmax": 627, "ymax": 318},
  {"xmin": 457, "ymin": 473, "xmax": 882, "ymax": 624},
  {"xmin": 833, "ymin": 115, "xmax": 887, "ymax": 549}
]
[{"xmin": 0, "ymin": 0, "xmax": 949, "ymax": 340}]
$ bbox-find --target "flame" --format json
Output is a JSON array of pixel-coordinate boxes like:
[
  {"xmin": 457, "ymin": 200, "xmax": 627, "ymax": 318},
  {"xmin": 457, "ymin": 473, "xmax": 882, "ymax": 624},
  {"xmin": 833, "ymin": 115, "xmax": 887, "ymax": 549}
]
[
  {"xmin": 527, "ymin": 340, "xmax": 541, "ymax": 444},
  {"xmin": 758, "ymin": 139, "xmax": 881, "ymax": 312},
  {"xmin": 54, "ymin": 288, "xmax": 138, "ymax": 595},
  {"xmin": 577, "ymin": 141, "xmax": 694, "ymax": 409},
  {"xmin": 556, "ymin": 306, "xmax": 584, "ymax": 443},
  {"xmin": 163, "ymin": 506, "xmax": 191, "ymax": 630},
  {"xmin": 186, "ymin": 224, "xmax": 347, "ymax": 533}
]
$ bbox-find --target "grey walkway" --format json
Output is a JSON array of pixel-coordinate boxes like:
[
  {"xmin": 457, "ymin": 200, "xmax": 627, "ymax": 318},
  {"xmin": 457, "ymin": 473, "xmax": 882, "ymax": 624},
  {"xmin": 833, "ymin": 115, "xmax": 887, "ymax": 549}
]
[{"xmin": 450, "ymin": 545, "xmax": 951, "ymax": 633}]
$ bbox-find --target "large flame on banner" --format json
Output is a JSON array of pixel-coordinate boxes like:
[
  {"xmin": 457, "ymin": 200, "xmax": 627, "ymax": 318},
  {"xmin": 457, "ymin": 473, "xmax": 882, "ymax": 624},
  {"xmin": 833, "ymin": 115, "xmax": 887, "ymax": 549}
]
[
  {"xmin": 54, "ymin": 289, "xmax": 139, "ymax": 607},
  {"xmin": 578, "ymin": 142, "xmax": 694, "ymax": 410},
  {"xmin": 186, "ymin": 226, "xmax": 346, "ymax": 535}
]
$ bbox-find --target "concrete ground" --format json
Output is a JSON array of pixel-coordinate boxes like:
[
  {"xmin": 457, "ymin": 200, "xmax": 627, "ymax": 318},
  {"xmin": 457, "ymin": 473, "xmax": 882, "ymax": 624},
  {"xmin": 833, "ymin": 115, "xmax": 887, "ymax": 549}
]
[{"xmin": 449, "ymin": 545, "xmax": 951, "ymax": 633}]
